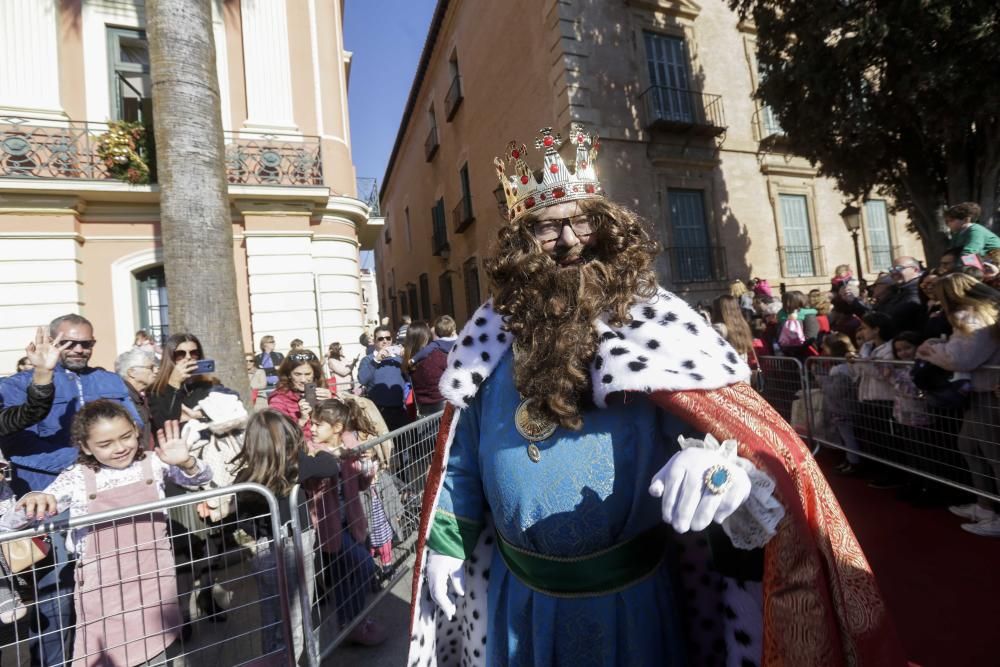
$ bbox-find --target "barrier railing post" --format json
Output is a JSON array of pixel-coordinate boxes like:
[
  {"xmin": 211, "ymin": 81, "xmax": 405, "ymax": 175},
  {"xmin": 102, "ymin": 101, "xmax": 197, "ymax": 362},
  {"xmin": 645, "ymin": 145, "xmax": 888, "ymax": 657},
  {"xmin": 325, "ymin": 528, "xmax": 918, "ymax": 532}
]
[
  {"xmin": 0, "ymin": 483, "xmax": 293, "ymax": 666},
  {"xmin": 288, "ymin": 483, "xmax": 320, "ymax": 667}
]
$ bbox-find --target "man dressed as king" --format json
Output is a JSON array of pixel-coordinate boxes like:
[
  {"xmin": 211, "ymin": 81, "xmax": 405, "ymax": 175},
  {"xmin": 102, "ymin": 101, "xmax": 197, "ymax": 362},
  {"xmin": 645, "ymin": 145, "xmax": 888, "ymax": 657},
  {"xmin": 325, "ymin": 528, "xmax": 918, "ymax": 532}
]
[{"xmin": 407, "ymin": 124, "xmax": 905, "ymax": 666}]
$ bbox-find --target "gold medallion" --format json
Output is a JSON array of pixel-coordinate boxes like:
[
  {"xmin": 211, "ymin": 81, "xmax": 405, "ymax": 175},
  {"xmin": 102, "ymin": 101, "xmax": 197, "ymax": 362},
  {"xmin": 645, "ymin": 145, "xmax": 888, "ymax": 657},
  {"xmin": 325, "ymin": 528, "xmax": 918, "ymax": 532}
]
[{"xmin": 514, "ymin": 398, "xmax": 558, "ymax": 443}]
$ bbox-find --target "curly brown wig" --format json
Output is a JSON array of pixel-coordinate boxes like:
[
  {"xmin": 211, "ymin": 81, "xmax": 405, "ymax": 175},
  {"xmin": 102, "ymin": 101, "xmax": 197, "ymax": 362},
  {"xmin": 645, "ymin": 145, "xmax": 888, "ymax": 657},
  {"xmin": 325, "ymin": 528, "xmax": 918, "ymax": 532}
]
[{"xmin": 485, "ymin": 198, "xmax": 659, "ymax": 430}]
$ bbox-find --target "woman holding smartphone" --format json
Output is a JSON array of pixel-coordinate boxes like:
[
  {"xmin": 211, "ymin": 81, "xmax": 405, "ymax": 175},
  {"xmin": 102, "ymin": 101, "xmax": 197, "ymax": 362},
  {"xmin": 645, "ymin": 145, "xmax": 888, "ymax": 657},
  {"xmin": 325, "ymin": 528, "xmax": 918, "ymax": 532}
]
[
  {"xmin": 147, "ymin": 333, "xmax": 232, "ymax": 432},
  {"xmin": 267, "ymin": 351, "xmax": 333, "ymax": 439}
]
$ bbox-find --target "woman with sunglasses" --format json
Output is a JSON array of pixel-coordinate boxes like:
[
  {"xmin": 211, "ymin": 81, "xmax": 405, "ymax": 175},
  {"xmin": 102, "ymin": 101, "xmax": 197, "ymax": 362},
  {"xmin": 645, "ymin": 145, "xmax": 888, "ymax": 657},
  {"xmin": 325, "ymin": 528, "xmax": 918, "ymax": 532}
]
[
  {"xmin": 267, "ymin": 351, "xmax": 332, "ymax": 440},
  {"xmin": 147, "ymin": 333, "xmax": 224, "ymax": 432}
]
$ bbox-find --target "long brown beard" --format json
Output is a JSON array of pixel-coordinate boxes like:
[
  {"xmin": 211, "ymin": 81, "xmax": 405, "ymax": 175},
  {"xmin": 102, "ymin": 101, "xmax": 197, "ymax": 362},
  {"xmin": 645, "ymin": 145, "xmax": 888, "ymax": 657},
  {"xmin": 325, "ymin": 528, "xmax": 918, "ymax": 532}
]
[
  {"xmin": 487, "ymin": 200, "xmax": 660, "ymax": 430},
  {"xmin": 508, "ymin": 261, "xmax": 613, "ymax": 429}
]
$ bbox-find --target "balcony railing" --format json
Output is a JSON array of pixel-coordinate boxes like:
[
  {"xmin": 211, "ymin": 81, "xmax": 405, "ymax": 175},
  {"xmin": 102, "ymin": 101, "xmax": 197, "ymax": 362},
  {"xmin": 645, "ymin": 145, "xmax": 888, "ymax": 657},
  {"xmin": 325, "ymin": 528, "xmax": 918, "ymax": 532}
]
[
  {"xmin": 452, "ymin": 196, "xmax": 474, "ymax": 233},
  {"xmin": 638, "ymin": 86, "xmax": 726, "ymax": 136},
  {"xmin": 356, "ymin": 176, "xmax": 381, "ymax": 215},
  {"xmin": 445, "ymin": 76, "xmax": 464, "ymax": 121},
  {"xmin": 0, "ymin": 116, "xmax": 323, "ymax": 186},
  {"xmin": 224, "ymin": 132, "xmax": 322, "ymax": 186},
  {"xmin": 665, "ymin": 245, "xmax": 727, "ymax": 284},
  {"xmin": 867, "ymin": 244, "xmax": 901, "ymax": 273},
  {"xmin": 779, "ymin": 245, "xmax": 826, "ymax": 278},
  {"xmin": 425, "ymin": 126, "xmax": 439, "ymax": 162}
]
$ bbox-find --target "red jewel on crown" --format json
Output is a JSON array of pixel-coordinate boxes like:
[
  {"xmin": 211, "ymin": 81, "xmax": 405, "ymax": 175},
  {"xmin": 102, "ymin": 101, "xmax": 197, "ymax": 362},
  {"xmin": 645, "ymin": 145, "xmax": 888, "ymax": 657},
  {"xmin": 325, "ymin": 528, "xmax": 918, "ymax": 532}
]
[
  {"xmin": 585, "ymin": 184, "xmax": 596, "ymax": 193},
  {"xmin": 543, "ymin": 136, "xmax": 554, "ymax": 147},
  {"xmin": 521, "ymin": 175, "xmax": 529, "ymax": 184},
  {"xmin": 553, "ymin": 187, "xmax": 565, "ymax": 198},
  {"xmin": 577, "ymin": 134, "xmax": 584, "ymax": 143},
  {"xmin": 511, "ymin": 149, "xmax": 520, "ymax": 159},
  {"xmin": 526, "ymin": 196, "xmax": 536, "ymax": 208},
  {"xmin": 549, "ymin": 164, "xmax": 559, "ymax": 174}
]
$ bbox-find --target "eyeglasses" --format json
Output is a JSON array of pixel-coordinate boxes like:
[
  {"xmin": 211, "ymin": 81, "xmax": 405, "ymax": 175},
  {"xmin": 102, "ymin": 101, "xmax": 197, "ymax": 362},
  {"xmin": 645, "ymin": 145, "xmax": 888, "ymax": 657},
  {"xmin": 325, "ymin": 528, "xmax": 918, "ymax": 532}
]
[
  {"xmin": 530, "ymin": 213, "xmax": 594, "ymax": 243},
  {"xmin": 890, "ymin": 265, "xmax": 917, "ymax": 273},
  {"xmin": 288, "ymin": 352, "xmax": 316, "ymax": 362},
  {"xmin": 375, "ymin": 336, "xmax": 392, "ymax": 342},
  {"xmin": 64, "ymin": 339, "xmax": 97, "ymax": 350},
  {"xmin": 172, "ymin": 349, "xmax": 201, "ymax": 361}
]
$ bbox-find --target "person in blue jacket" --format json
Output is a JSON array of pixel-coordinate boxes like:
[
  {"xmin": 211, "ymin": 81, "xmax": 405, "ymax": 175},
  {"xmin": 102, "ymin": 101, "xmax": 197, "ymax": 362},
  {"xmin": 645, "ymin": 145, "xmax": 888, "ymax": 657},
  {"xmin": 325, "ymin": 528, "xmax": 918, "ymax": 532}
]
[{"xmin": 0, "ymin": 314, "xmax": 142, "ymax": 666}]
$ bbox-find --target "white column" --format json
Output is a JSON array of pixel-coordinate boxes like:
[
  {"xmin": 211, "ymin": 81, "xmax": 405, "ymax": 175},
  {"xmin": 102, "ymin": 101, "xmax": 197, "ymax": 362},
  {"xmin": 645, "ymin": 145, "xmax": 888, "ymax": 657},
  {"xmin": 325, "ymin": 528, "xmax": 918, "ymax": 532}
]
[
  {"xmin": 0, "ymin": 0, "xmax": 62, "ymax": 114},
  {"xmin": 312, "ymin": 229, "xmax": 364, "ymax": 359},
  {"xmin": 0, "ymin": 234, "xmax": 83, "ymax": 371},
  {"xmin": 240, "ymin": 0, "xmax": 297, "ymax": 131},
  {"xmin": 245, "ymin": 231, "xmax": 320, "ymax": 351}
]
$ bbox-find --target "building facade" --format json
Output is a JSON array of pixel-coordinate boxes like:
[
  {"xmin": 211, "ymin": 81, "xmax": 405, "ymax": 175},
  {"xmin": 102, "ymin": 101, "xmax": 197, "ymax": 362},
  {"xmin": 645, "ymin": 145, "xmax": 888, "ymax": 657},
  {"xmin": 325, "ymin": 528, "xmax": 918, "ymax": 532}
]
[
  {"xmin": 0, "ymin": 0, "xmax": 377, "ymax": 372},
  {"xmin": 376, "ymin": 0, "xmax": 923, "ymax": 327}
]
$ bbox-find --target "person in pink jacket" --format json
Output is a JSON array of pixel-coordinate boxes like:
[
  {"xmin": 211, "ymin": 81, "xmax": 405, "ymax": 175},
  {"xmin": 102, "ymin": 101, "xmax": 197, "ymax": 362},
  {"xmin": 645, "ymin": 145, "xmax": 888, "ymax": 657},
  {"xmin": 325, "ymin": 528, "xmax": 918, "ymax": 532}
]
[{"xmin": 267, "ymin": 351, "xmax": 332, "ymax": 440}]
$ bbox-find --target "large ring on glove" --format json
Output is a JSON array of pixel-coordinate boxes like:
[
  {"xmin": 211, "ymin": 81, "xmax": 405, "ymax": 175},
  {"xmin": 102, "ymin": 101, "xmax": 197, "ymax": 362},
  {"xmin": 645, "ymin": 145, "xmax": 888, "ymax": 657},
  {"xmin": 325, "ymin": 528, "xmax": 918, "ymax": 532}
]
[{"xmin": 703, "ymin": 464, "xmax": 731, "ymax": 495}]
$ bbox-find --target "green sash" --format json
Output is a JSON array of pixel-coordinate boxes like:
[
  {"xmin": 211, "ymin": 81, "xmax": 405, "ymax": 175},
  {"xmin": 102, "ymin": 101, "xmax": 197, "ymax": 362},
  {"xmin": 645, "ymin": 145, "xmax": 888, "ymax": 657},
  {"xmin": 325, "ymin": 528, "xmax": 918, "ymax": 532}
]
[{"xmin": 495, "ymin": 524, "xmax": 668, "ymax": 597}]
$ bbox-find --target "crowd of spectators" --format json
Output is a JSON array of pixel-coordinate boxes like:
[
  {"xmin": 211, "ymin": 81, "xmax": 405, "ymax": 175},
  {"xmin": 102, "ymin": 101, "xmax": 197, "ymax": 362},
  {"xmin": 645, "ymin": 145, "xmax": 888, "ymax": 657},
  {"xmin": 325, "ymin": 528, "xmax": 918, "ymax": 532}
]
[
  {"xmin": 0, "ymin": 309, "xmax": 468, "ymax": 662},
  {"xmin": 710, "ymin": 202, "xmax": 1000, "ymax": 538}
]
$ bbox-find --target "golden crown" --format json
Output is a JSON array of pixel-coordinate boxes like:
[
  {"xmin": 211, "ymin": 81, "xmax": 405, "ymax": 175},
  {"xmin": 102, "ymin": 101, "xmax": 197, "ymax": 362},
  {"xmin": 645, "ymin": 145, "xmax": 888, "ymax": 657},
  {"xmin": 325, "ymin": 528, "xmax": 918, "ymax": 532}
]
[{"xmin": 494, "ymin": 123, "xmax": 603, "ymax": 223}]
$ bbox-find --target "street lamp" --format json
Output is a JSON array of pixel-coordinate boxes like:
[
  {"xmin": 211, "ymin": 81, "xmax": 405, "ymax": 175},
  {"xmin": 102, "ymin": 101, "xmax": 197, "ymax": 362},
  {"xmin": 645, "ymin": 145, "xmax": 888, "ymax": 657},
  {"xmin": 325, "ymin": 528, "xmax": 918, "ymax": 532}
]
[{"xmin": 840, "ymin": 204, "xmax": 865, "ymax": 286}]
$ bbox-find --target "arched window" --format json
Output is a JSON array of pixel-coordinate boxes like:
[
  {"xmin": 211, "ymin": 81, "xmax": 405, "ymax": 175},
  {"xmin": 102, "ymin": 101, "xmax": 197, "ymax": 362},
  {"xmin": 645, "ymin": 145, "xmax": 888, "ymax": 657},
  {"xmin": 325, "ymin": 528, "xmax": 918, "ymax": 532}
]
[{"xmin": 134, "ymin": 266, "xmax": 169, "ymax": 343}]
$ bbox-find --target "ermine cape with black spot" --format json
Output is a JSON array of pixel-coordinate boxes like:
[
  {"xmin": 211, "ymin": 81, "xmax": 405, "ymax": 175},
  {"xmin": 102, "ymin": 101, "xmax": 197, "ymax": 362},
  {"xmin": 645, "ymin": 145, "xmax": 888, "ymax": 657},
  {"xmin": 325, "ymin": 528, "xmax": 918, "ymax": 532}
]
[{"xmin": 408, "ymin": 288, "xmax": 905, "ymax": 667}]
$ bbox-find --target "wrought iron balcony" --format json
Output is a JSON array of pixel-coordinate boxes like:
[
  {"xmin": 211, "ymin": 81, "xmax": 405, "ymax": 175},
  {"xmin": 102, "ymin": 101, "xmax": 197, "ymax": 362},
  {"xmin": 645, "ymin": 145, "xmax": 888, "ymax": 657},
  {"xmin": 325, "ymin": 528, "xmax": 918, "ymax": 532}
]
[
  {"xmin": 445, "ymin": 76, "xmax": 464, "ymax": 121},
  {"xmin": 664, "ymin": 245, "xmax": 727, "ymax": 284},
  {"xmin": 0, "ymin": 116, "xmax": 323, "ymax": 186},
  {"xmin": 867, "ymin": 244, "xmax": 901, "ymax": 273},
  {"xmin": 638, "ymin": 86, "xmax": 726, "ymax": 136},
  {"xmin": 425, "ymin": 126, "xmax": 439, "ymax": 162},
  {"xmin": 452, "ymin": 196, "xmax": 474, "ymax": 234},
  {"xmin": 779, "ymin": 245, "xmax": 826, "ymax": 278},
  {"xmin": 224, "ymin": 132, "xmax": 322, "ymax": 186}
]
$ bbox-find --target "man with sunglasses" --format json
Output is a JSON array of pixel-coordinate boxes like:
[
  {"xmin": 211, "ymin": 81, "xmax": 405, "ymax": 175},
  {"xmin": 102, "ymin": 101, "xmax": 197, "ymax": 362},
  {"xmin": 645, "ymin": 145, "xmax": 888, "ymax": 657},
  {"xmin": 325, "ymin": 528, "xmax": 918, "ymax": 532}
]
[
  {"xmin": 0, "ymin": 313, "xmax": 142, "ymax": 666},
  {"xmin": 357, "ymin": 326, "xmax": 408, "ymax": 434}
]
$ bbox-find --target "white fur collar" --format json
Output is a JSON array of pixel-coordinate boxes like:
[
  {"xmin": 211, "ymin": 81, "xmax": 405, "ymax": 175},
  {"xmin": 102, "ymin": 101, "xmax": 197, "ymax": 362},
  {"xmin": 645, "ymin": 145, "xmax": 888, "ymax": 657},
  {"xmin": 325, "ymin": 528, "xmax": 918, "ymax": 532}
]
[{"xmin": 440, "ymin": 287, "xmax": 751, "ymax": 409}]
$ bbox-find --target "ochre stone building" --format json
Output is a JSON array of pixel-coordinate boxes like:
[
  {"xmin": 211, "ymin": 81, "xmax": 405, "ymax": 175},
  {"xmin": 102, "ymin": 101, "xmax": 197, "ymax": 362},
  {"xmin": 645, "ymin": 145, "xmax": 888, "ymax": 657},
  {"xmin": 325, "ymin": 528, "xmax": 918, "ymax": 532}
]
[
  {"xmin": 376, "ymin": 0, "xmax": 923, "ymax": 326},
  {"xmin": 0, "ymin": 0, "xmax": 379, "ymax": 371}
]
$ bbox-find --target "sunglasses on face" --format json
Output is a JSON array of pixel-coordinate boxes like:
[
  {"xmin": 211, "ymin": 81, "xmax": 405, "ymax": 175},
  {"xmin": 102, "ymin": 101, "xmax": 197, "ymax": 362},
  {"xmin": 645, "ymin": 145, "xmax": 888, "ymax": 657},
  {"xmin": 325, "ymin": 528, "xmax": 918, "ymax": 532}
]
[
  {"xmin": 172, "ymin": 349, "xmax": 201, "ymax": 361},
  {"xmin": 289, "ymin": 352, "xmax": 316, "ymax": 362},
  {"xmin": 64, "ymin": 339, "xmax": 97, "ymax": 350},
  {"xmin": 375, "ymin": 336, "xmax": 392, "ymax": 342}
]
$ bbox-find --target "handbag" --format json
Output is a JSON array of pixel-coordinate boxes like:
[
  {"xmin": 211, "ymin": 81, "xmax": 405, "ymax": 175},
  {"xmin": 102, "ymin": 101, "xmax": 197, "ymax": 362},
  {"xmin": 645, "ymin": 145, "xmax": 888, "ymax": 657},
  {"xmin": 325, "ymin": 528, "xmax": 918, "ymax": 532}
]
[{"xmin": 1, "ymin": 534, "xmax": 50, "ymax": 573}]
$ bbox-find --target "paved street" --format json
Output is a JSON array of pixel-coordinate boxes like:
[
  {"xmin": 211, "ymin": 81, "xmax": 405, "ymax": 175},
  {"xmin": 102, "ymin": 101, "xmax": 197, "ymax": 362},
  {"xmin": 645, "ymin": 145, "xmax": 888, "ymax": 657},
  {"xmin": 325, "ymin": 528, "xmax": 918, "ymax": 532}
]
[{"xmin": 323, "ymin": 568, "xmax": 412, "ymax": 666}]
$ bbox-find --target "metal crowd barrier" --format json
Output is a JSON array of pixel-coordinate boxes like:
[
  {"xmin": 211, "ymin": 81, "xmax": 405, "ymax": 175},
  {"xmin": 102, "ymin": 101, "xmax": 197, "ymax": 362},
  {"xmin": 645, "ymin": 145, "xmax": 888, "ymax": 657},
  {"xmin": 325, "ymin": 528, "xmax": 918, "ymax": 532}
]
[
  {"xmin": 754, "ymin": 355, "xmax": 812, "ymax": 451},
  {"xmin": 0, "ymin": 483, "xmax": 291, "ymax": 667},
  {"xmin": 801, "ymin": 356, "xmax": 1000, "ymax": 501},
  {"xmin": 288, "ymin": 411, "xmax": 442, "ymax": 666}
]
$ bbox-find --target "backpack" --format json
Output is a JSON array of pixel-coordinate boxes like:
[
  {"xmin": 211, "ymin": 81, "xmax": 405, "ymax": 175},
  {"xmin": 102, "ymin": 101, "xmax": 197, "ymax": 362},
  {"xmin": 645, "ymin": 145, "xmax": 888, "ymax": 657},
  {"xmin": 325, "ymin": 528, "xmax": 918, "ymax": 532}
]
[{"xmin": 778, "ymin": 317, "xmax": 806, "ymax": 347}]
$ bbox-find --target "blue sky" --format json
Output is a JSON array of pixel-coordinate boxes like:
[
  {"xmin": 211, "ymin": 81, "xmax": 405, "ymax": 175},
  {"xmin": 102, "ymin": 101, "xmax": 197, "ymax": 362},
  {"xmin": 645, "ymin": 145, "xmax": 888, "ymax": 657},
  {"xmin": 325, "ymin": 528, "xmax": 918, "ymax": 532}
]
[{"xmin": 344, "ymin": 0, "xmax": 437, "ymax": 187}]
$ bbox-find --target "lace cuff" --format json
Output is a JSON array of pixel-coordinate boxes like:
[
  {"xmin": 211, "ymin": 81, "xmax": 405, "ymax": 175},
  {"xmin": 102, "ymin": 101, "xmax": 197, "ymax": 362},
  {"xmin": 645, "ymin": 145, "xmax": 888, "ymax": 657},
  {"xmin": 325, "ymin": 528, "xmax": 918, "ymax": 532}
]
[{"xmin": 679, "ymin": 434, "xmax": 785, "ymax": 550}]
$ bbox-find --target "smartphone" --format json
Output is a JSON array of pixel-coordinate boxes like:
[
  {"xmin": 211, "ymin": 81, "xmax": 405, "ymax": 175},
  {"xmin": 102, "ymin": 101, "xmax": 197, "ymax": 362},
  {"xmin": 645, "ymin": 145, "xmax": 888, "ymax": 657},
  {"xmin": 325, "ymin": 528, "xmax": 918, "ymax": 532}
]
[
  {"xmin": 193, "ymin": 359, "xmax": 216, "ymax": 374},
  {"xmin": 304, "ymin": 382, "xmax": 317, "ymax": 407}
]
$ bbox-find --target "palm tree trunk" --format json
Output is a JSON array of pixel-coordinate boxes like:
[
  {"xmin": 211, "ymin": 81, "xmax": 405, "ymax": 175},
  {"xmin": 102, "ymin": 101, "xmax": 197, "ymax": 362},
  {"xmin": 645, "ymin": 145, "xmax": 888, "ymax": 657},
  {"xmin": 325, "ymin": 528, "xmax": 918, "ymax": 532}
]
[{"xmin": 147, "ymin": 0, "xmax": 250, "ymax": 401}]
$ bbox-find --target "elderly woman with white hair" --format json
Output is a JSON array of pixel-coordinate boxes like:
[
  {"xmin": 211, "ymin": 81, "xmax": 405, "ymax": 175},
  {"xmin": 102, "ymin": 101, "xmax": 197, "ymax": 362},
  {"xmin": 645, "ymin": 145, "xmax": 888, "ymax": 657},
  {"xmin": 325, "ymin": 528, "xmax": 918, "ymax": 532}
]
[{"xmin": 114, "ymin": 347, "xmax": 157, "ymax": 449}]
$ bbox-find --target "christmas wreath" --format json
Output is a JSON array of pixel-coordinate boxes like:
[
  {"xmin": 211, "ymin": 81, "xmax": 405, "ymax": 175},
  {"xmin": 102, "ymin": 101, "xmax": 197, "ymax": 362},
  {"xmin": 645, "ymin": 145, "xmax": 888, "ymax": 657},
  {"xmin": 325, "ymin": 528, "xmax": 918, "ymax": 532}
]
[{"xmin": 97, "ymin": 121, "xmax": 150, "ymax": 184}]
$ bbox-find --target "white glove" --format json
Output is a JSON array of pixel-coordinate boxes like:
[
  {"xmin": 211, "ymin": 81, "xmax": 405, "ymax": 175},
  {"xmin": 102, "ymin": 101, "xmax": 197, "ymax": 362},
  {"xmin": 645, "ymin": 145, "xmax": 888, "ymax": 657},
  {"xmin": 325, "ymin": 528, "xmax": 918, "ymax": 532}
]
[
  {"xmin": 425, "ymin": 550, "xmax": 466, "ymax": 620},
  {"xmin": 649, "ymin": 437, "xmax": 751, "ymax": 534}
]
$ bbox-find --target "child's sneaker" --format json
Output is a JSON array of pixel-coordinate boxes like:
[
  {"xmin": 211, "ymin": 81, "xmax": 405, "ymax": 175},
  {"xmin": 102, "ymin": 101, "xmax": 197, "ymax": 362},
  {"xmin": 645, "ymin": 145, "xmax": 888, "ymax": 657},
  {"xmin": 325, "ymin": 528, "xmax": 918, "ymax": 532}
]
[{"xmin": 0, "ymin": 599, "xmax": 26, "ymax": 624}]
